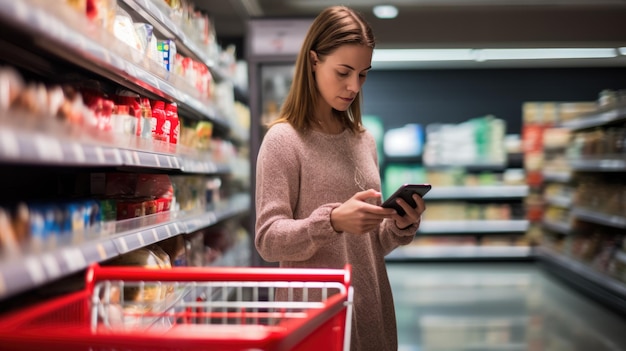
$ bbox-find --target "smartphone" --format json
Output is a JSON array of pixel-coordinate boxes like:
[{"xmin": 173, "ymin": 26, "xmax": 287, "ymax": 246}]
[{"xmin": 381, "ymin": 183, "xmax": 431, "ymax": 216}]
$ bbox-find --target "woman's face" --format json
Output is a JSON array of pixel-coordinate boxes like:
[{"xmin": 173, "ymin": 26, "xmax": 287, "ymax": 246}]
[{"xmin": 311, "ymin": 44, "xmax": 373, "ymax": 112}]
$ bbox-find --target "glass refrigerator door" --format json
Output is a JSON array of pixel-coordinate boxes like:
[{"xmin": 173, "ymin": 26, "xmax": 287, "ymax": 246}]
[{"xmin": 259, "ymin": 64, "xmax": 294, "ymax": 127}]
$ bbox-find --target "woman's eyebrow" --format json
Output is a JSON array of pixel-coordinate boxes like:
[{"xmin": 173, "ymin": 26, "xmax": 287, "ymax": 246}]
[{"xmin": 339, "ymin": 64, "xmax": 372, "ymax": 71}]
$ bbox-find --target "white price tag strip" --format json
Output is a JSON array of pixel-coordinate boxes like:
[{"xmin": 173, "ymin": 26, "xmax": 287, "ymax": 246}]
[
  {"xmin": 35, "ymin": 135, "xmax": 63, "ymax": 162},
  {"xmin": 116, "ymin": 237, "xmax": 129, "ymax": 253},
  {"xmin": 137, "ymin": 232, "xmax": 145, "ymax": 246},
  {"xmin": 124, "ymin": 150, "xmax": 134, "ymax": 165},
  {"xmin": 41, "ymin": 254, "xmax": 61, "ymax": 279},
  {"xmin": 154, "ymin": 154, "xmax": 161, "ymax": 167},
  {"xmin": 0, "ymin": 130, "xmax": 19, "ymax": 158},
  {"xmin": 111, "ymin": 148, "xmax": 123, "ymax": 164},
  {"xmin": 72, "ymin": 143, "xmax": 86, "ymax": 163},
  {"xmin": 97, "ymin": 243, "xmax": 107, "ymax": 260},
  {"xmin": 95, "ymin": 146, "xmax": 105, "ymax": 164},
  {"xmin": 165, "ymin": 224, "xmax": 172, "ymax": 237},
  {"xmin": 63, "ymin": 248, "xmax": 87, "ymax": 272},
  {"xmin": 24, "ymin": 257, "xmax": 46, "ymax": 284},
  {"xmin": 152, "ymin": 229, "xmax": 159, "ymax": 242}
]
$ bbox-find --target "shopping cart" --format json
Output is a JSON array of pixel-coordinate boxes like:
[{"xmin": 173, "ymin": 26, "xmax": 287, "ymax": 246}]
[{"xmin": 0, "ymin": 263, "xmax": 353, "ymax": 351}]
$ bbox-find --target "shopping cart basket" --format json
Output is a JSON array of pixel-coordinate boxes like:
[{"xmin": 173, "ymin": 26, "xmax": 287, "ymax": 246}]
[{"xmin": 0, "ymin": 263, "xmax": 353, "ymax": 351}]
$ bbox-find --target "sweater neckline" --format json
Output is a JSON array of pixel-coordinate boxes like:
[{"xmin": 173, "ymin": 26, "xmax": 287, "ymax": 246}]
[{"xmin": 309, "ymin": 128, "xmax": 351, "ymax": 140}]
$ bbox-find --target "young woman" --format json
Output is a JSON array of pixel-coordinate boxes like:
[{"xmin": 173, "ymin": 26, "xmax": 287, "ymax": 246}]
[{"xmin": 254, "ymin": 5, "xmax": 426, "ymax": 350}]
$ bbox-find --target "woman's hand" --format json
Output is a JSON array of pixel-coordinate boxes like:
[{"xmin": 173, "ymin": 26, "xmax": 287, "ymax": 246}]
[
  {"xmin": 330, "ymin": 189, "xmax": 396, "ymax": 234},
  {"xmin": 391, "ymin": 193, "xmax": 426, "ymax": 230}
]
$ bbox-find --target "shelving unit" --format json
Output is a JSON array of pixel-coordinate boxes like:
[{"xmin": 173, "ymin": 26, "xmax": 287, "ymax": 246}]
[
  {"xmin": 387, "ymin": 181, "xmax": 531, "ymax": 262},
  {"xmin": 0, "ymin": 0, "xmax": 250, "ymax": 303},
  {"xmin": 536, "ymin": 102, "xmax": 626, "ymax": 315}
]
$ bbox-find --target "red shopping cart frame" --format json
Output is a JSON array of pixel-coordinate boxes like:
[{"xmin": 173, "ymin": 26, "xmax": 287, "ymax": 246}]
[{"xmin": 0, "ymin": 263, "xmax": 353, "ymax": 351}]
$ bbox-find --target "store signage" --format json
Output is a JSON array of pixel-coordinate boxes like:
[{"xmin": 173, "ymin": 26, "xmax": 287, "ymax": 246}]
[{"xmin": 248, "ymin": 19, "xmax": 312, "ymax": 56}]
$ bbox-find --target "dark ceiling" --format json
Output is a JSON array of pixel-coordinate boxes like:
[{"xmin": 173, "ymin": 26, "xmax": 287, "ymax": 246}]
[{"xmin": 194, "ymin": 0, "xmax": 626, "ymax": 67}]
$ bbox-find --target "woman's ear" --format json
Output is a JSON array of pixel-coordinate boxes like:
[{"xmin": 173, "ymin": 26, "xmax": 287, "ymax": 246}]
[{"xmin": 309, "ymin": 50, "xmax": 318, "ymax": 70}]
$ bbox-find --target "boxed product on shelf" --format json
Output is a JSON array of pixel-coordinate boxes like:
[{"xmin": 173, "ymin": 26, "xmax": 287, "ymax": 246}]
[{"xmin": 422, "ymin": 115, "xmax": 506, "ymax": 167}]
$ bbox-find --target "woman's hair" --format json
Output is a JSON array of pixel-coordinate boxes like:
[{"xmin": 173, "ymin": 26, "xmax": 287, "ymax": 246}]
[{"xmin": 270, "ymin": 6, "xmax": 375, "ymax": 133}]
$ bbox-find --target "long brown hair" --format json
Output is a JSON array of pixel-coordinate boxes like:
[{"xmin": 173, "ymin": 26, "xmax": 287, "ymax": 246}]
[{"xmin": 269, "ymin": 6, "xmax": 375, "ymax": 133}]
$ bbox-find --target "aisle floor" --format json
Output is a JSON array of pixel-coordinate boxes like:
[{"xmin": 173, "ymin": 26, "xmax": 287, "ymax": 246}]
[{"xmin": 387, "ymin": 261, "xmax": 626, "ymax": 351}]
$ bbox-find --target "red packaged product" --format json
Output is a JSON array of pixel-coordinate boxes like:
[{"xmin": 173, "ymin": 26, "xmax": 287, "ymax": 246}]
[
  {"xmin": 164, "ymin": 103, "xmax": 180, "ymax": 145},
  {"xmin": 116, "ymin": 200, "xmax": 144, "ymax": 220},
  {"xmin": 151, "ymin": 100, "xmax": 168, "ymax": 142}
]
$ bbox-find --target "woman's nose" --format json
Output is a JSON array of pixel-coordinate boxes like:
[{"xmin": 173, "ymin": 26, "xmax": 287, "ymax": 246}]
[{"xmin": 347, "ymin": 75, "xmax": 361, "ymax": 93}]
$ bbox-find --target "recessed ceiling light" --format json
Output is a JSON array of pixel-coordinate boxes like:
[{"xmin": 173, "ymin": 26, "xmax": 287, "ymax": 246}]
[{"xmin": 373, "ymin": 5, "xmax": 398, "ymax": 19}]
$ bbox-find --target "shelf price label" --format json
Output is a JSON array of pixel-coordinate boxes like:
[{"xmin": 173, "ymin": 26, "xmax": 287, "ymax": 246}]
[
  {"xmin": 72, "ymin": 143, "xmax": 86, "ymax": 163},
  {"xmin": 41, "ymin": 253, "xmax": 61, "ymax": 279},
  {"xmin": 0, "ymin": 129, "xmax": 19, "ymax": 158},
  {"xmin": 63, "ymin": 248, "xmax": 87, "ymax": 272},
  {"xmin": 24, "ymin": 257, "xmax": 46, "ymax": 285},
  {"xmin": 34, "ymin": 135, "xmax": 63, "ymax": 162}
]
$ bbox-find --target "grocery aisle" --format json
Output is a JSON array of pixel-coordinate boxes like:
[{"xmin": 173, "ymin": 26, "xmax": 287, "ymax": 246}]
[{"xmin": 387, "ymin": 261, "xmax": 626, "ymax": 351}]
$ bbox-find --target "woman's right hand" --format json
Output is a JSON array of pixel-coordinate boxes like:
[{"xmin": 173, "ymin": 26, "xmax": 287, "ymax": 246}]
[{"xmin": 330, "ymin": 189, "xmax": 396, "ymax": 234}]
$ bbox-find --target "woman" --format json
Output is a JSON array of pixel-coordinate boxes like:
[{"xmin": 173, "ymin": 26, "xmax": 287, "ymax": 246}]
[{"xmin": 254, "ymin": 5, "xmax": 426, "ymax": 351}]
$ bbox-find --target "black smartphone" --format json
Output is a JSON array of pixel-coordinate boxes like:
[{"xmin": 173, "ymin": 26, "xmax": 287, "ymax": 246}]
[{"xmin": 381, "ymin": 183, "xmax": 431, "ymax": 216}]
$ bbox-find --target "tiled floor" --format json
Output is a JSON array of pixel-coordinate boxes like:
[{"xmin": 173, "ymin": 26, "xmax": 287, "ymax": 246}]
[{"xmin": 387, "ymin": 261, "xmax": 626, "ymax": 351}]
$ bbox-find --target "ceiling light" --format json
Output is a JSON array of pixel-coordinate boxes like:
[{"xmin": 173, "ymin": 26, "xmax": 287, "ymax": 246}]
[
  {"xmin": 373, "ymin": 5, "xmax": 398, "ymax": 19},
  {"xmin": 480, "ymin": 48, "xmax": 617, "ymax": 60},
  {"xmin": 372, "ymin": 48, "xmax": 619, "ymax": 63},
  {"xmin": 619, "ymin": 47, "xmax": 626, "ymax": 56},
  {"xmin": 373, "ymin": 49, "xmax": 474, "ymax": 62}
]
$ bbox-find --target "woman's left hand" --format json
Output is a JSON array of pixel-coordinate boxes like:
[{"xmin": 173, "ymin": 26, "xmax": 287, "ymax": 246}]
[{"xmin": 392, "ymin": 193, "xmax": 426, "ymax": 229}]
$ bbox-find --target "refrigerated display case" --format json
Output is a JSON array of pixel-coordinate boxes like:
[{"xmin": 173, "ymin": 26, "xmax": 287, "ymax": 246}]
[{"xmin": 245, "ymin": 18, "xmax": 311, "ymax": 266}]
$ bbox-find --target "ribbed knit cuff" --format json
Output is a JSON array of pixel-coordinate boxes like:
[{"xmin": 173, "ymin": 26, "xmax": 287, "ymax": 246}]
[{"xmin": 395, "ymin": 218, "xmax": 420, "ymax": 231}]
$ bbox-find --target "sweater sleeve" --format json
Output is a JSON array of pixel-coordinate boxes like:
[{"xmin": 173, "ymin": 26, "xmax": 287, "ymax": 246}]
[
  {"xmin": 254, "ymin": 125, "xmax": 343, "ymax": 262},
  {"xmin": 377, "ymin": 219, "xmax": 417, "ymax": 256}
]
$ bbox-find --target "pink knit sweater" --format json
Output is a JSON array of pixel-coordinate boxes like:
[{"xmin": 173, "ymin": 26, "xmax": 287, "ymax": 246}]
[{"xmin": 255, "ymin": 123, "xmax": 416, "ymax": 351}]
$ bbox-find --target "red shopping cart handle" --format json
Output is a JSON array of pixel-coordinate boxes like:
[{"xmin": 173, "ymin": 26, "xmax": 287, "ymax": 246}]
[{"xmin": 86, "ymin": 263, "xmax": 352, "ymax": 296}]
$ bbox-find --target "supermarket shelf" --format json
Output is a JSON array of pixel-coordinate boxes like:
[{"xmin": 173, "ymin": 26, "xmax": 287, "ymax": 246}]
[
  {"xmin": 536, "ymin": 246, "xmax": 626, "ymax": 315},
  {"xmin": 119, "ymin": 0, "xmax": 235, "ymax": 86},
  {"xmin": 571, "ymin": 207, "xmax": 626, "ymax": 229},
  {"xmin": 542, "ymin": 219, "xmax": 574, "ymax": 235},
  {"xmin": 418, "ymin": 220, "xmax": 529, "ymax": 234},
  {"xmin": 386, "ymin": 245, "xmax": 533, "ymax": 261},
  {"xmin": 560, "ymin": 104, "xmax": 626, "ymax": 131},
  {"xmin": 569, "ymin": 156, "xmax": 626, "ymax": 172},
  {"xmin": 424, "ymin": 161, "xmax": 507, "ymax": 172},
  {"xmin": 0, "ymin": 124, "xmax": 229, "ymax": 175},
  {"xmin": 427, "ymin": 185, "xmax": 528, "ymax": 200},
  {"xmin": 0, "ymin": 193, "xmax": 250, "ymax": 301},
  {"xmin": 542, "ymin": 170, "xmax": 573, "ymax": 183},
  {"xmin": 0, "ymin": 0, "xmax": 233, "ymax": 136},
  {"xmin": 121, "ymin": 0, "xmax": 212, "ymax": 70},
  {"xmin": 544, "ymin": 194, "xmax": 573, "ymax": 208}
]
